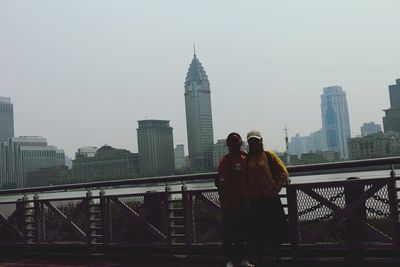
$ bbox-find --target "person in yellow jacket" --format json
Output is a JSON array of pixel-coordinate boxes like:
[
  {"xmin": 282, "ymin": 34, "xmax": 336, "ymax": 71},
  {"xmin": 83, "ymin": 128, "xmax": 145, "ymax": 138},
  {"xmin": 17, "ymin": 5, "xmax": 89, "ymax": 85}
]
[
  {"xmin": 217, "ymin": 132, "xmax": 254, "ymax": 267},
  {"xmin": 243, "ymin": 130, "xmax": 289, "ymax": 266}
]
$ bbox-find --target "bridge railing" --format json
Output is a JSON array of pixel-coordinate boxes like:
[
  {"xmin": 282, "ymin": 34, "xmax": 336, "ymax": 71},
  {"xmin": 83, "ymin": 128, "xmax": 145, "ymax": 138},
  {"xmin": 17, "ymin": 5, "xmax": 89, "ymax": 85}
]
[
  {"xmin": 0, "ymin": 156, "xmax": 399, "ymax": 254},
  {"xmin": 287, "ymin": 177, "xmax": 399, "ymax": 248}
]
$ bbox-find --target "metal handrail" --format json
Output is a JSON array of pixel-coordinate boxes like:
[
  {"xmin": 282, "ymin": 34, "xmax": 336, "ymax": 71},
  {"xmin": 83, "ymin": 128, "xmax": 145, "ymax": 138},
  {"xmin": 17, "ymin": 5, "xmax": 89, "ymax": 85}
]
[{"xmin": 1, "ymin": 156, "xmax": 400, "ymax": 196}]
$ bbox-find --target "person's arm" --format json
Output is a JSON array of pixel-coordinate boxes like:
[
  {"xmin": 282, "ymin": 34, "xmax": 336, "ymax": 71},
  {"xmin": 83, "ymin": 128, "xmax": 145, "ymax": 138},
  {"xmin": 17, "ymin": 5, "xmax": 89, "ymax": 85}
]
[{"xmin": 267, "ymin": 151, "xmax": 289, "ymax": 194}]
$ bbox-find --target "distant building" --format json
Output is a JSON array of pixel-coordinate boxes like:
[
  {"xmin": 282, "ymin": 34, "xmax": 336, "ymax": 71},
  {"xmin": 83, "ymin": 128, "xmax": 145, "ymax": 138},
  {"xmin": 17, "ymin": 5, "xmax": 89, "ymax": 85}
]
[
  {"xmin": 174, "ymin": 144, "xmax": 186, "ymax": 170},
  {"xmin": 361, "ymin": 122, "xmax": 382, "ymax": 137},
  {"xmin": 383, "ymin": 79, "xmax": 400, "ymax": 133},
  {"xmin": 321, "ymin": 86, "xmax": 351, "ymax": 159},
  {"xmin": 0, "ymin": 140, "xmax": 24, "ymax": 187},
  {"xmin": 76, "ymin": 146, "xmax": 97, "ymax": 159},
  {"xmin": 289, "ymin": 130, "xmax": 323, "ymax": 157},
  {"xmin": 291, "ymin": 150, "xmax": 340, "ymax": 165},
  {"xmin": 137, "ymin": 120, "xmax": 174, "ymax": 177},
  {"xmin": 65, "ymin": 155, "xmax": 73, "ymax": 169},
  {"xmin": 348, "ymin": 131, "xmax": 400, "ymax": 160},
  {"xmin": 184, "ymin": 51, "xmax": 214, "ymax": 171},
  {"xmin": 0, "ymin": 136, "xmax": 65, "ymax": 187},
  {"xmin": 0, "ymin": 97, "xmax": 14, "ymax": 143},
  {"xmin": 241, "ymin": 141, "xmax": 249, "ymax": 153},
  {"xmin": 13, "ymin": 136, "xmax": 65, "ymax": 175},
  {"xmin": 213, "ymin": 139, "xmax": 228, "ymax": 168},
  {"xmin": 25, "ymin": 166, "xmax": 68, "ymax": 187},
  {"xmin": 72, "ymin": 145, "xmax": 139, "ymax": 180},
  {"xmin": 213, "ymin": 139, "xmax": 249, "ymax": 168}
]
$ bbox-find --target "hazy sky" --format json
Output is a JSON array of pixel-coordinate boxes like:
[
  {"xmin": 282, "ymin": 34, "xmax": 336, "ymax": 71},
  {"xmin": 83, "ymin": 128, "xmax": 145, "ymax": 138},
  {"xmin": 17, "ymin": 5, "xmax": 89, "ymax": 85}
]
[{"xmin": 1, "ymin": 0, "xmax": 399, "ymax": 158}]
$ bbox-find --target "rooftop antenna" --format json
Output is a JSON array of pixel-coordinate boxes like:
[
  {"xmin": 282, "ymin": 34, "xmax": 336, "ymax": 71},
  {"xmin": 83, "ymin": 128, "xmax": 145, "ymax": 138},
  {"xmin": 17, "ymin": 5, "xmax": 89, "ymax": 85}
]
[{"xmin": 283, "ymin": 126, "xmax": 290, "ymax": 165}]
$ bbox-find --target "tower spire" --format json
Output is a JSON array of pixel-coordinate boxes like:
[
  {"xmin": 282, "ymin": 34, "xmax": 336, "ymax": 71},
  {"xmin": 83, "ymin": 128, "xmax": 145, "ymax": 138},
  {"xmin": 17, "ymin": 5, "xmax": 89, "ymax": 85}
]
[
  {"xmin": 193, "ymin": 42, "xmax": 196, "ymax": 57},
  {"xmin": 283, "ymin": 126, "xmax": 290, "ymax": 165}
]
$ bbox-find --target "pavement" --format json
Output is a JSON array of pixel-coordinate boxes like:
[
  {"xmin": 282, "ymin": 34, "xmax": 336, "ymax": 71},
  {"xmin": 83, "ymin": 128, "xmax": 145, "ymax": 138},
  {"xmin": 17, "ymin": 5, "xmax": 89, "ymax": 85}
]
[{"xmin": 0, "ymin": 255, "xmax": 399, "ymax": 267}]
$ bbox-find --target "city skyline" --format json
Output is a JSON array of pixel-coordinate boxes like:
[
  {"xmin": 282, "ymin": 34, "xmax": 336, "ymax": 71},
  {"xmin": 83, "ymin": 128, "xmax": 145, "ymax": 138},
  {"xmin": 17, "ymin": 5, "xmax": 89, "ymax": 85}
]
[{"xmin": 1, "ymin": 1, "xmax": 399, "ymax": 157}]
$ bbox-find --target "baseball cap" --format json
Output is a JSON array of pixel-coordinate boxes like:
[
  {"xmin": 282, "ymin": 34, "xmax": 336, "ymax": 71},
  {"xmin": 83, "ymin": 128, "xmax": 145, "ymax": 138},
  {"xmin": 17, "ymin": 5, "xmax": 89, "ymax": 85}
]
[{"xmin": 247, "ymin": 130, "xmax": 262, "ymax": 141}]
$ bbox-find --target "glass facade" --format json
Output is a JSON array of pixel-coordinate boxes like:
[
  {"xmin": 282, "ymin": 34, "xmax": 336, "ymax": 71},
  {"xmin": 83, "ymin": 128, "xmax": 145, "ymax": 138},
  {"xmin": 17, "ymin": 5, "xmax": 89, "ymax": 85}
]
[{"xmin": 321, "ymin": 86, "xmax": 351, "ymax": 159}]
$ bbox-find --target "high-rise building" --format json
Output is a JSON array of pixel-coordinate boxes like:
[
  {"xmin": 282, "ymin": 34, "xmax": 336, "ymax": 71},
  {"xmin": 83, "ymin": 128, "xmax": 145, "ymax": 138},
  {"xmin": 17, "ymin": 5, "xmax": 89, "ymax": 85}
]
[
  {"xmin": 0, "ymin": 97, "xmax": 14, "ymax": 143},
  {"xmin": 383, "ymin": 79, "xmax": 400, "ymax": 133},
  {"xmin": 0, "ymin": 136, "xmax": 65, "ymax": 187},
  {"xmin": 137, "ymin": 120, "xmax": 174, "ymax": 177},
  {"xmin": 213, "ymin": 139, "xmax": 228, "ymax": 168},
  {"xmin": 361, "ymin": 121, "xmax": 382, "ymax": 137},
  {"xmin": 0, "ymin": 140, "xmax": 24, "ymax": 187},
  {"xmin": 13, "ymin": 136, "xmax": 65, "ymax": 176},
  {"xmin": 321, "ymin": 86, "xmax": 351, "ymax": 159},
  {"xmin": 174, "ymin": 144, "xmax": 186, "ymax": 170},
  {"xmin": 184, "ymin": 50, "xmax": 214, "ymax": 171},
  {"xmin": 289, "ymin": 130, "xmax": 323, "ymax": 157}
]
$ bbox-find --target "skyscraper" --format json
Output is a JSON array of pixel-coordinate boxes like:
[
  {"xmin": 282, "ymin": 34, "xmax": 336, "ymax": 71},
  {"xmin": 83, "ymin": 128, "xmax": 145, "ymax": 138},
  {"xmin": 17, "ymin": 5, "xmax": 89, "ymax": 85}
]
[
  {"xmin": 184, "ymin": 50, "xmax": 214, "ymax": 171},
  {"xmin": 383, "ymin": 79, "xmax": 400, "ymax": 133},
  {"xmin": 137, "ymin": 120, "xmax": 174, "ymax": 177},
  {"xmin": 174, "ymin": 144, "xmax": 186, "ymax": 170},
  {"xmin": 361, "ymin": 121, "xmax": 382, "ymax": 137},
  {"xmin": 213, "ymin": 139, "xmax": 228, "ymax": 168},
  {"xmin": 0, "ymin": 97, "xmax": 14, "ymax": 143},
  {"xmin": 321, "ymin": 86, "xmax": 351, "ymax": 159}
]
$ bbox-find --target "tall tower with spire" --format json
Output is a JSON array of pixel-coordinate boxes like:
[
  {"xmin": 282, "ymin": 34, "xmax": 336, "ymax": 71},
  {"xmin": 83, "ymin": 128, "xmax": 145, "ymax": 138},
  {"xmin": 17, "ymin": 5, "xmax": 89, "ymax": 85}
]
[{"xmin": 184, "ymin": 48, "xmax": 214, "ymax": 171}]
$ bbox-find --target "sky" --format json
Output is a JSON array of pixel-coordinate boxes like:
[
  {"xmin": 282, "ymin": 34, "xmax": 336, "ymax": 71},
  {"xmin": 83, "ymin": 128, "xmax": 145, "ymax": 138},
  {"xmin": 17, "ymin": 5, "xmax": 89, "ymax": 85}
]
[{"xmin": 1, "ymin": 0, "xmax": 399, "ymax": 158}]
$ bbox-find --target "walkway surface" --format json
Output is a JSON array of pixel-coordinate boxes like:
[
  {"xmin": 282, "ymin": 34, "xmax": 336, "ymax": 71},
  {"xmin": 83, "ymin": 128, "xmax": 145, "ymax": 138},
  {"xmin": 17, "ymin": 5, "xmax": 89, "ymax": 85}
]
[{"xmin": 0, "ymin": 256, "xmax": 399, "ymax": 267}]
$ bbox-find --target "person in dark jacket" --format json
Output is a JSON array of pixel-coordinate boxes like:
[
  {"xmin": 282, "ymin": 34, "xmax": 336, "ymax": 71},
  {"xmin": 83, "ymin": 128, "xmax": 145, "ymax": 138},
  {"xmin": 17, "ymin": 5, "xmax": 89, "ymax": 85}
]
[
  {"xmin": 243, "ymin": 130, "xmax": 289, "ymax": 266},
  {"xmin": 217, "ymin": 132, "xmax": 254, "ymax": 267}
]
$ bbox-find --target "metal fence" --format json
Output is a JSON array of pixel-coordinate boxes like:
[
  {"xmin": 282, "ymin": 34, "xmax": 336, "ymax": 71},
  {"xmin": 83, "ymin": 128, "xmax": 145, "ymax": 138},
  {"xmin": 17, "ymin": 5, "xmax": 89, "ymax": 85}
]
[
  {"xmin": 287, "ymin": 177, "xmax": 399, "ymax": 248},
  {"xmin": 0, "ymin": 157, "xmax": 399, "ymax": 255}
]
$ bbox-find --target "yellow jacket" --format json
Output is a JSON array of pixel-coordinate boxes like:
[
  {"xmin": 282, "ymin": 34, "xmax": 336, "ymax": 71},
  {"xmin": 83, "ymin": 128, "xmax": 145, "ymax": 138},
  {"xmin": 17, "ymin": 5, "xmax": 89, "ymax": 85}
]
[{"xmin": 243, "ymin": 150, "xmax": 289, "ymax": 199}]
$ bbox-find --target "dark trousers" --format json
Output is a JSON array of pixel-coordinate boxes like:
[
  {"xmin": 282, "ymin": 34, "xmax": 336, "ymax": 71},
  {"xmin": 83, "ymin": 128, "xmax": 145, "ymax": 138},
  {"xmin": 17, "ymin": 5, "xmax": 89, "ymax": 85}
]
[
  {"xmin": 247, "ymin": 196, "xmax": 289, "ymax": 258},
  {"xmin": 223, "ymin": 210, "xmax": 248, "ymax": 261}
]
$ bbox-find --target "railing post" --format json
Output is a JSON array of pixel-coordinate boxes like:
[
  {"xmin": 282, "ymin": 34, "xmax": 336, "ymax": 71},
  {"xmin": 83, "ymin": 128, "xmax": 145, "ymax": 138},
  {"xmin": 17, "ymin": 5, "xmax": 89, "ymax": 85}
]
[
  {"xmin": 16, "ymin": 198, "xmax": 25, "ymax": 244},
  {"xmin": 86, "ymin": 189, "xmax": 102, "ymax": 246},
  {"xmin": 181, "ymin": 184, "xmax": 192, "ymax": 252},
  {"xmin": 388, "ymin": 165, "xmax": 400, "ymax": 249},
  {"xmin": 33, "ymin": 194, "xmax": 42, "ymax": 244},
  {"xmin": 344, "ymin": 177, "xmax": 366, "ymax": 247},
  {"xmin": 390, "ymin": 164, "xmax": 396, "ymax": 180},
  {"xmin": 86, "ymin": 190, "xmax": 93, "ymax": 245},
  {"xmin": 186, "ymin": 189, "xmax": 195, "ymax": 245},
  {"xmin": 165, "ymin": 185, "xmax": 172, "ymax": 249},
  {"xmin": 100, "ymin": 189, "xmax": 111, "ymax": 245},
  {"xmin": 286, "ymin": 184, "xmax": 299, "ymax": 259},
  {"xmin": 22, "ymin": 194, "xmax": 35, "ymax": 244}
]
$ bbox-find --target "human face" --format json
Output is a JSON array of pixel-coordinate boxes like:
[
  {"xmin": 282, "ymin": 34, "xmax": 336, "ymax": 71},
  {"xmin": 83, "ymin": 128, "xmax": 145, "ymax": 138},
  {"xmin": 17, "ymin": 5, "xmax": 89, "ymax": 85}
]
[
  {"xmin": 227, "ymin": 135, "xmax": 242, "ymax": 153},
  {"xmin": 248, "ymin": 137, "xmax": 263, "ymax": 154}
]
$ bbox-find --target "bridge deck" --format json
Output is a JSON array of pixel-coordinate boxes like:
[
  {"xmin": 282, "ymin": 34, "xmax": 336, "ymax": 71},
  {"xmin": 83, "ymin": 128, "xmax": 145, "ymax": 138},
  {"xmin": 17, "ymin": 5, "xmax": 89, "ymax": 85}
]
[{"xmin": 0, "ymin": 255, "xmax": 399, "ymax": 267}]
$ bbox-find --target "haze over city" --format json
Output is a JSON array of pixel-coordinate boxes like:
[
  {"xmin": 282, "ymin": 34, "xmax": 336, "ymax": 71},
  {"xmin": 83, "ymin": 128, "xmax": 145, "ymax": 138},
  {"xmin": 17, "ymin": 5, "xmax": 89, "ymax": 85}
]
[{"xmin": 1, "ymin": 0, "xmax": 399, "ymax": 158}]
